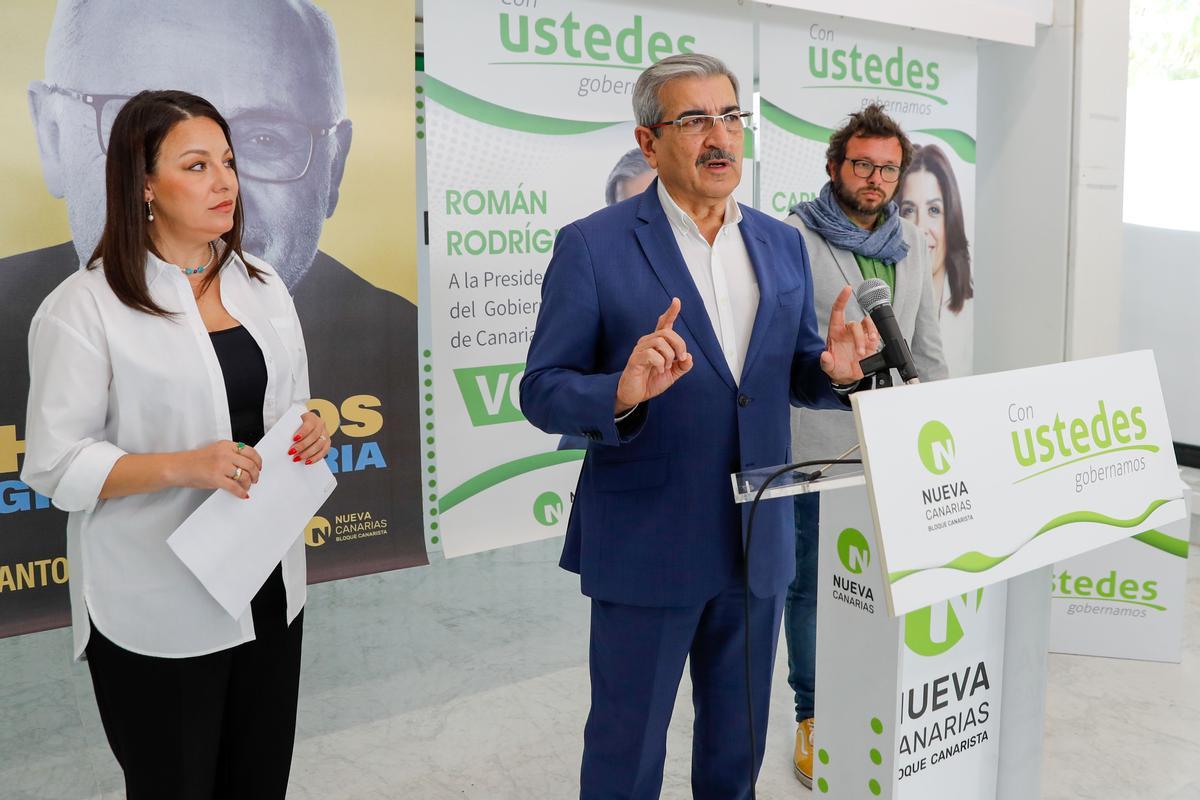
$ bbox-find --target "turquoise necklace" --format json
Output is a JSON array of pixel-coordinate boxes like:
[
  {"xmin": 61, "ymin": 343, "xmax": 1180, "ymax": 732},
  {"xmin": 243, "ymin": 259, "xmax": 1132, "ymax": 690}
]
[{"xmin": 180, "ymin": 241, "xmax": 217, "ymax": 275}]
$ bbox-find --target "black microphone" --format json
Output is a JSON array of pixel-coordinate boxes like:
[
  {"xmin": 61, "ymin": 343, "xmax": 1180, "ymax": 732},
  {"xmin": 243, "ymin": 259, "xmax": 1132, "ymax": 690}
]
[{"xmin": 855, "ymin": 278, "xmax": 920, "ymax": 385}]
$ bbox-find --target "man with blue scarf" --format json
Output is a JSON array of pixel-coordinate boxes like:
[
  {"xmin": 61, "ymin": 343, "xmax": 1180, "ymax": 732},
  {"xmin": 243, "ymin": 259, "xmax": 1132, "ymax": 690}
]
[{"xmin": 783, "ymin": 104, "xmax": 949, "ymax": 788}]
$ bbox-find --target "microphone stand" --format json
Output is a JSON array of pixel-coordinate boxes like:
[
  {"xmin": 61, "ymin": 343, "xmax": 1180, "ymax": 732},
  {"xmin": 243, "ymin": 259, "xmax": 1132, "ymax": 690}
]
[{"xmin": 859, "ymin": 349, "xmax": 919, "ymax": 387}]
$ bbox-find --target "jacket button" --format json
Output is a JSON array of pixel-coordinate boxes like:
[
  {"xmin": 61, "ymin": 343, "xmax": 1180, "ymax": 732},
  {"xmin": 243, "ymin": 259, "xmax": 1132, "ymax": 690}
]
[{"xmin": 738, "ymin": 394, "xmax": 751, "ymax": 407}]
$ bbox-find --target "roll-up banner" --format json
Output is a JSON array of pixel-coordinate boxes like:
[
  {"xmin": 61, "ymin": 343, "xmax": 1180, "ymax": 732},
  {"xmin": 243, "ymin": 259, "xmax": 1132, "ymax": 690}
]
[
  {"xmin": 0, "ymin": 0, "xmax": 426, "ymax": 639},
  {"xmin": 1049, "ymin": 499, "xmax": 1191, "ymax": 663},
  {"xmin": 422, "ymin": 0, "xmax": 753, "ymax": 558},
  {"xmin": 757, "ymin": 5, "xmax": 978, "ymax": 377}
]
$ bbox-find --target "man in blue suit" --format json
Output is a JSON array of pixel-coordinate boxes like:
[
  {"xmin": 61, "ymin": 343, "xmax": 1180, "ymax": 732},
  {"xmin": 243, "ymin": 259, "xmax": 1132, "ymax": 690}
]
[{"xmin": 520, "ymin": 53, "xmax": 878, "ymax": 799}]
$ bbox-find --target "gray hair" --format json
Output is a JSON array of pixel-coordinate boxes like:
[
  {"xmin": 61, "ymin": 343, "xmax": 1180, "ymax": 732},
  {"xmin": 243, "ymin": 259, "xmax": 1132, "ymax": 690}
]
[
  {"xmin": 605, "ymin": 148, "xmax": 653, "ymax": 206},
  {"xmin": 633, "ymin": 53, "xmax": 740, "ymax": 132}
]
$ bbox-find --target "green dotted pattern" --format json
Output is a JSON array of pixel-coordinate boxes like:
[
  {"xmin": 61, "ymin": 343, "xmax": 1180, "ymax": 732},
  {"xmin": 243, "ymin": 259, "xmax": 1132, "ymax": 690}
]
[
  {"xmin": 817, "ymin": 745, "xmax": 829, "ymax": 793},
  {"xmin": 416, "ymin": 82, "xmax": 426, "ymax": 139},
  {"xmin": 422, "ymin": 349, "xmax": 439, "ymax": 545},
  {"xmin": 869, "ymin": 717, "xmax": 885, "ymax": 796},
  {"xmin": 817, "ymin": 716, "xmax": 890, "ymax": 795}
]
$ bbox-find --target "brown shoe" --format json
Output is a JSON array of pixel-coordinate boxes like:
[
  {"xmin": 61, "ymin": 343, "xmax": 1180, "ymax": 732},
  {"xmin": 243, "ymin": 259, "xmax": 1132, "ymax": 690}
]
[{"xmin": 794, "ymin": 717, "xmax": 814, "ymax": 788}]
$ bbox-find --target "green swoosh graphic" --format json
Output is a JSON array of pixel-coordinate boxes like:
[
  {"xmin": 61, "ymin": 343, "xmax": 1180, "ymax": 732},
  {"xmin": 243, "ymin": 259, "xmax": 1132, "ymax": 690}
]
[
  {"xmin": 888, "ymin": 498, "xmax": 1175, "ymax": 583},
  {"xmin": 1051, "ymin": 595, "xmax": 1166, "ymax": 611},
  {"xmin": 913, "ymin": 128, "xmax": 976, "ymax": 164},
  {"xmin": 423, "ymin": 75, "xmax": 624, "ymax": 135},
  {"xmin": 1012, "ymin": 444, "xmax": 1160, "ymax": 484},
  {"xmin": 760, "ymin": 100, "xmax": 836, "ymax": 144},
  {"xmin": 759, "ymin": 100, "xmax": 974, "ymax": 167},
  {"xmin": 1131, "ymin": 529, "xmax": 1191, "ymax": 559},
  {"xmin": 799, "ymin": 84, "xmax": 949, "ymax": 105},
  {"xmin": 439, "ymin": 450, "xmax": 584, "ymax": 513}
]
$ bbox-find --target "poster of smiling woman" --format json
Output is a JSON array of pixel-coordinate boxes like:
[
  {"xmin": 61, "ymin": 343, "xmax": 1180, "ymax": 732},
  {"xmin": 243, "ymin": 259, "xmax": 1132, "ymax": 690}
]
[{"xmin": 0, "ymin": 0, "xmax": 426, "ymax": 639}]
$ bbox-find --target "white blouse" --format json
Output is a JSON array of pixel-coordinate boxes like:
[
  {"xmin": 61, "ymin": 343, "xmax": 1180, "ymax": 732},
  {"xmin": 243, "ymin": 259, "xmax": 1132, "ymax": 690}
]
[{"xmin": 22, "ymin": 250, "xmax": 310, "ymax": 661}]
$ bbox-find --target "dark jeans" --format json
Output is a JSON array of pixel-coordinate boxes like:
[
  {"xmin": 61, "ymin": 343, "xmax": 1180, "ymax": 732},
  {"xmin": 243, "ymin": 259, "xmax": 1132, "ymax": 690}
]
[
  {"xmin": 85, "ymin": 566, "xmax": 302, "ymax": 800},
  {"xmin": 784, "ymin": 493, "xmax": 820, "ymax": 722}
]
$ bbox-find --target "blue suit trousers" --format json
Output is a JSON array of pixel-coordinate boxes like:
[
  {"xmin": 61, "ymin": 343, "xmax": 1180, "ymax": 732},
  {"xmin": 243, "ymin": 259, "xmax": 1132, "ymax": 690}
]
[{"xmin": 581, "ymin": 583, "xmax": 785, "ymax": 799}]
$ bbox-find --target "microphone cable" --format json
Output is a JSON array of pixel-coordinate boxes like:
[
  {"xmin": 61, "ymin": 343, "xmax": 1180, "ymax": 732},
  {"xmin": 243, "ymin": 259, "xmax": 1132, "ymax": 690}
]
[{"xmin": 740, "ymin": 457, "xmax": 862, "ymax": 799}]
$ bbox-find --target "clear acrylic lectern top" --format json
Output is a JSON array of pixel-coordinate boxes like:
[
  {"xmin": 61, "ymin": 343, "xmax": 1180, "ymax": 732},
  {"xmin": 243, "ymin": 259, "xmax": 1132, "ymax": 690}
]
[{"xmin": 730, "ymin": 462, "xmax": 865, "ymax": 505}]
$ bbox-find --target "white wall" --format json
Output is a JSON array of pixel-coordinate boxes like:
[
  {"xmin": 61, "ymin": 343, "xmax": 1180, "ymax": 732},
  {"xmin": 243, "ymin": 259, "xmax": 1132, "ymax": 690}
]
[
  {"xmin": 1121, "ymin": 224, "xmax": 1200, "ymax": 446},
  {"xmin": 974, "ymin": 1, "xmax": 1076, "ymax": 373},
  {"xmin": 1064, "ymin": 0, "xmax": 1130, "ymax": 360},
  {"xmin": 1121, "ymin": 74, "xmax": 1200, "ymax": 449}
]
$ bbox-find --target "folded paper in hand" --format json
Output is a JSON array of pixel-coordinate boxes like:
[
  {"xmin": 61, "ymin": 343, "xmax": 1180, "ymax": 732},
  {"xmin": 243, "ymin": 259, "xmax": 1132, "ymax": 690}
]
[{"xmin": 167, "ymin": 405, "xmax": 336, "ymax": 619}]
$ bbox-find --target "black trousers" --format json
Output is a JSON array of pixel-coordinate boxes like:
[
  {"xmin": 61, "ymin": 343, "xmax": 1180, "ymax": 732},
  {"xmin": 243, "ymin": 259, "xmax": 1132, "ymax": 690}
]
[{"xmin": 85, "ymin": 566, "xmax": 303, "ymax": 800}]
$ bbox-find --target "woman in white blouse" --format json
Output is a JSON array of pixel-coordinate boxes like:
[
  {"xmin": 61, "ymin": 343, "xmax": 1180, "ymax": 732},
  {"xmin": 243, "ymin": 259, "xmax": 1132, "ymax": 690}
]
[{"xmin": 21, "ymin": 90, "xmax": 330, "ymax": 799}]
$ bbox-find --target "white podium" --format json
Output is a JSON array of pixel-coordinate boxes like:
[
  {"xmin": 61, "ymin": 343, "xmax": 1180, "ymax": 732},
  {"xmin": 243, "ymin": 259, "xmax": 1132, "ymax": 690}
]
[{"xmin": 733, "ymin": 351, "xmax": 1187, "ymax": 799}]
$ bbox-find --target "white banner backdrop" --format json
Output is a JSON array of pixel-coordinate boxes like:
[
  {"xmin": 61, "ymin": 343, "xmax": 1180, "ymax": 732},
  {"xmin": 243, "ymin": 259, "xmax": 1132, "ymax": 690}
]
[
  {"xmin": 853, "ymin": 350, "xmax": 1187, "ymax": 616},
  {"xmin": 423, "ymin": 0, "xmax": 753, "ymax": 557},
  {"xmin": 1049, "ymin": 504, "xmax": 1191, "ymax": 663},
  {"xmin": 758, "ymin": 6, "xmax": 978, "ymax": 377}
]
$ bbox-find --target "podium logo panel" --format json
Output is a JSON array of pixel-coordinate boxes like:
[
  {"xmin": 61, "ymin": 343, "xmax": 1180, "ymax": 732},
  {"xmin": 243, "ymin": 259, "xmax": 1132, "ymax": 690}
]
[{"xmin": 917, "ymin": 420, "xmax": 956, "ymax": 475}]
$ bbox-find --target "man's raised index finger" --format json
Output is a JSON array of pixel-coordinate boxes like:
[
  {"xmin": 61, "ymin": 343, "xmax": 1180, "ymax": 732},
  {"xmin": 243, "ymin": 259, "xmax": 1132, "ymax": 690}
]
[
  {"xmin": 829, "ymin": 285, "xmax": 851, "ymax": 327},
  {"xmin": 656, "ymin": 297, "xmax": 682, "ymax": 331}
]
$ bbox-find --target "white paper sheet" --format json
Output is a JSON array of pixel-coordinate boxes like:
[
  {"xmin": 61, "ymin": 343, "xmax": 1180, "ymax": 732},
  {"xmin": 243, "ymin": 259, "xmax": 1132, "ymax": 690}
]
[{"xmin": 168, "ymin": 405, "xmax": 336, "ymax": 619}]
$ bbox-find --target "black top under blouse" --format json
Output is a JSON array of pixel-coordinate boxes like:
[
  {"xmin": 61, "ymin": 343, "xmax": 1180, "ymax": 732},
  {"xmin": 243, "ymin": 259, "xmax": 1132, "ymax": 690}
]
[
  {"xmin": 209, "ymin": 324, "xmax": 284, "ymax": 619},
  {"xmin": 209, "ymin": 325, "xmax": 268, "ymax": 445}
]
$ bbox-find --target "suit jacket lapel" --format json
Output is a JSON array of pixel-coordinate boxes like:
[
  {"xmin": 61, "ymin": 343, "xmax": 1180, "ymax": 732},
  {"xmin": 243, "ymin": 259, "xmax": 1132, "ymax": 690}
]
[
  {"xmin": 738, "ymin": 211, "xmax": 777, "ymax": 381},
  {"xmin": 634, "ymin": 184, "xmax": 737, "ymax": 392}
]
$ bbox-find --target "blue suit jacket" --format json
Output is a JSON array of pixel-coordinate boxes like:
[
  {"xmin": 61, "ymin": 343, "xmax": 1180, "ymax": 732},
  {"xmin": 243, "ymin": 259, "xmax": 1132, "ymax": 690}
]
[{"xmin": 520, "ymin": 181, "xmax": 846, "ymax": 608}]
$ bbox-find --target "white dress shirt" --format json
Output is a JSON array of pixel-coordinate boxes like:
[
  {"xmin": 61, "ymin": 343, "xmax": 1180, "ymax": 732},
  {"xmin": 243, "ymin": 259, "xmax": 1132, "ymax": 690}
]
[
  {"xmin": 657, "ymin": 180, "xmax": 759, "ymax": 383},
  {"xmin": 22, "ymin": 250, "xmax": 310, "ymax": 660}
]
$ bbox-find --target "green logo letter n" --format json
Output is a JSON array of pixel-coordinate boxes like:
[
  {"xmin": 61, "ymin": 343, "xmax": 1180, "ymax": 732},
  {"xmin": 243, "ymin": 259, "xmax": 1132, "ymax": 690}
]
[
  {"xmin": 837, "ymin": 527, "xmax": 872, "ymax": 574},
  {"xmin": 533, "ymin": 491, "xmax": 564, "ymax": 526},
  {"xmin": 917, "ymin": 420, "xmax": 955, "ymax": 475},
  {"xmin": 904, "ymin": 590, "xmax": 984, "ymax": 656}
]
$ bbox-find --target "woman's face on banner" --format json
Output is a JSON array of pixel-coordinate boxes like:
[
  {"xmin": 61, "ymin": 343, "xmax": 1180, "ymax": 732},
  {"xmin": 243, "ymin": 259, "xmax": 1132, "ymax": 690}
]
[
  {"xmin": 898, "ymin": 169, "xmax": 946, "ymax": 276},
  {"xmin": 145, "ymin": 117, "xmax": 239, "ymax": 243}
]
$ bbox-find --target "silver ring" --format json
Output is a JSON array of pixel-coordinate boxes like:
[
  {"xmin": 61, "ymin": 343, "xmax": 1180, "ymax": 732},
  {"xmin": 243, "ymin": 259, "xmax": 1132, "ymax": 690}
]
[{"xmin": 232, "ymin": 466, "xmax": 243, "ymax": 481}]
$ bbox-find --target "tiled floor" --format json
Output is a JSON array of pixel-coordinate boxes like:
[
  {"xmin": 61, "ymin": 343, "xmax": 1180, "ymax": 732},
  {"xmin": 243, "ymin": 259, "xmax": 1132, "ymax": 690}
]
[{"xmin": 2, "ymin": 526, "xmax": 1197, "ymax": 799}]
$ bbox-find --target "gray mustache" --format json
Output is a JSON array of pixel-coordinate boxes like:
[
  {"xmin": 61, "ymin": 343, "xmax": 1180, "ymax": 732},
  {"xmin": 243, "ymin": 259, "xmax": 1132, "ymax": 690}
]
[{"xmin": 696, "ymin": 149, "xmax": 738, "ymax": 166}]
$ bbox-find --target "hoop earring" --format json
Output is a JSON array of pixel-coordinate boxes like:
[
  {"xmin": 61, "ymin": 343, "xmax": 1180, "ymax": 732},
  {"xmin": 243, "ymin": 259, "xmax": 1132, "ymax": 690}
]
[{"xmin": 146, "ymin": 201, "xmax": 154, "ymax": 222}]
